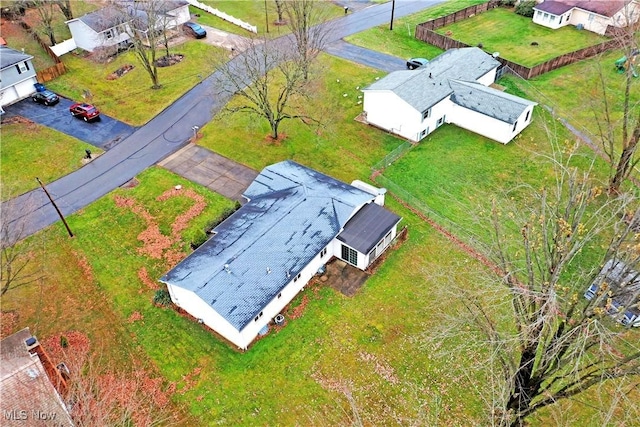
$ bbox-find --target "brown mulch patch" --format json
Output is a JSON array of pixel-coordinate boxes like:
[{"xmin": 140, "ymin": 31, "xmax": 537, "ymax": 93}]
[
  {"xmin": 0, "ymin": 311, "xmax": 19, "ymax": 338},
  {"xmin": 1, "ymin": 115, "xmax": 34, "ymax": 125},
  {"xmin": 107, "ymin": 64, "xmax": 135, "ymax": 80},
  {"xmin": 264, "ymin": 132, "xmax": 287, "ymax": 145},
  {"xmin": 154, "ymin": 53, "xmax": 184, "ymax": 67}
]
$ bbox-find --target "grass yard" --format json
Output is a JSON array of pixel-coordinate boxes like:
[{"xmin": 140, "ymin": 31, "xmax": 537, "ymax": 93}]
[
  {"xmin": 0, "ymin": 20, "xmax": 58, "ymax": 70},
  {"xmin": 197, "ymin": 53, "xmax": 403, "ymax": 182},
  {"xmin": 191, "ymin": 1, "xmax": 343, "ymax": 37},
  {"xmin": 46, "ymin": 41, "xmax": 223, "ymax": 126},
  {"xmin": 0, "ymin": 120, "xmax": 103, "ymax": 201},
  {"xmin": 345, "ymin": 0, "xmax": 486, "ymax": 60},
  {"xmin": 435, "ymin": 7, "xmax": 609, "ymax": 67}
]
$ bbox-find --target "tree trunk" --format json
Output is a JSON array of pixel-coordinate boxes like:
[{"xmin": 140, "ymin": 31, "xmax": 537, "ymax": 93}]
[
  {"xmin": 56, "ymin": 0, "xmax": 73, "ymax": 20},
  {"xmin": 506, "ymin": 347, "xmax": 540, "ymax": 426},
  {"xmin": 609, "ymin": 121, "xmax": 640, "ymax": 193}
]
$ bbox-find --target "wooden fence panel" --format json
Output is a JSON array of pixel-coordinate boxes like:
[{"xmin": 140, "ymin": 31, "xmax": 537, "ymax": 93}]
[{"xmin": 36, "ymin": 63, "xmax": 66, "ymax": 83}]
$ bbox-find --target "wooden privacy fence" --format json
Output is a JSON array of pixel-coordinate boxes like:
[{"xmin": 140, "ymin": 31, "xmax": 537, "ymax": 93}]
[
  {"xmin": 18, "ymin": 21, "xmax": 66, "ymax": 83},
  {"xmin": 415, "ymin": 1, "xmax": 620, "ymax": 80}
]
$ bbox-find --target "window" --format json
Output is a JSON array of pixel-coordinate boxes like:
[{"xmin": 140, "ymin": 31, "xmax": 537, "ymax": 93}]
[
  {"xmin": 543, "ymin": 12, "xmax": 549, "ymax": 20},
  {"xmin": 512, "ymin": 120, "xmax": 518, "ymax": 132},
  {"xmin": 550, "ymin": 15, "xmax": 556, "ymax": 23},
  {"xmin": 525, "ymin": 110, "xmax": 530, "ymax": 123},
  {"xmin": 436, "ymin": 116, "xmax": 444, "ymax": 127},
  {"xmin": 16, "ymin": 61, "xmax": 28, "ymax": 74},
  {"xmin": 105, "ymin": 28, "xmax": 115, "ymax": 39},
  {"xmin": 278, "ymin": 292, "xmax": 282, "ymax": 299},
  {"xmin": 320, "ymin": 247, "xmax": 327, "ymax": 258},
  {"xmin": 422, "ymin": 108, "xmax": 431, "ymax": 121},
  {"xmin": 341, "ymin": 245, "xmax": 358, "ymax": 266},
  {"xmin": 559, "ymin": 16, "xmax": 563, "ymax": 24},
  {"xmin": 254, "ymin": 311, "xmax": 264, "ymax": 322},
  {"xmin": 588, "ymin": 13, "xmax": 594, "ymax": 22},
  {"xmin": 293, "ymin": 273, "xmax": 301, "ymax": 283},
  {"xmin": 419, "ymin": 129, "xmax": 427, "ymax": 139}
]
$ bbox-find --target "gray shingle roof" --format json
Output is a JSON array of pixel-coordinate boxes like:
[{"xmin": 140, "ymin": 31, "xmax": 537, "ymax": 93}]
[
  {"xmin": 73, "ymin": 6, "xmax": 126, "ymax": 33},
  {"xmin": 533, "ymin": 1, "xmax": 574, "ymax": 15},
  {"xmin": 337, "ymin": 202, "xmax": 401, "ymax": 254},
  {"xmin": 0, "ymin": 46, "xmax": 33, "ymax": 70},
  {"xmin": 73, "ymin": 1, "xmax": 187, "ymax": 32},
  {"xmin": 160, "ymin": 161, "xmax": 376, "ymax": 331},
  {"xmin": 364, "ymin": 47, "xmax": 501, "ymax": 112},
  {"xmin": 449, "ymin": 80, "xmax": 537, "ymax": 124},
  {"xmin": 534, "ymin": 0, "xmax": 631, "ymax": 18}
]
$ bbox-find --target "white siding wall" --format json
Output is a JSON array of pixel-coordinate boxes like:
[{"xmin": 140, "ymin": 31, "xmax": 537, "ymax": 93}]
[
  {"xmin": 476, "ymin": 68, "xmax": 497, "ymax": 86},
  {"xmin": 363, "ymin": 91, "xmax": 423, "ymax": 142},
  {"xmin": 569, "ymin": 9, "xmax": 610, "ymax": 34},
  {"xmin": 363, "ymin": 223, "xmax": 398, "ymax": 267},
  {"xmin": 0, "ymin": 75, "xmax": 38, "ymax": 107},
  {"xmin": 612, "ymin": 2, "xmax": 640, "ymax": 28},
  {"xmin": 68, "ymin": 20, "xmax": 130, "ymax": 52},
  {"xmin": 448, "ymin": 104, "xmax": 534, "ymax": 144},
  {"xmin": 533, "ymin": 9, "xmax": 565, "ymax": 29}
]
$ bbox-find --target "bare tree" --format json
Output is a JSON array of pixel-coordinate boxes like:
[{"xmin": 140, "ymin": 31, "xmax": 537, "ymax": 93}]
[
  {"xmin": 214, "ymin": 36, "xmax": 317, "ymax": 140},
  {"xmin": 55, "ymin": 0, "xmax": 73, "ymax": 20},
  {"xmin": 274, "ymin": 0, "xmax": 285, "ymax": 24},
  {"xmin": 33, "ymin": 0, "xmax": 58, "ymax": 45},
  {"xmin": 592, "ymin": 17, "xmax": 640, "ymax": 193},
  {"xmin": 284, "ymin": 0, "xmax": 332, "ymax": 80},
  {"xmin": 113, "ymin": 1, "xmax": 178, "ymax": 89},
  {"xmin": 0, "ymin": 197, "xmax": 44, "ymax": 297},
  {"xmin": 429, "ymin": 145, "xmax": 640, "ymax": 426}
]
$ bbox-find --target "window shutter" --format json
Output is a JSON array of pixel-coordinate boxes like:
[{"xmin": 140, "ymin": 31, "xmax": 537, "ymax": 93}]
[{"xmin": 15, "ymin": 64, "xmax": 21, "ymax": 74}]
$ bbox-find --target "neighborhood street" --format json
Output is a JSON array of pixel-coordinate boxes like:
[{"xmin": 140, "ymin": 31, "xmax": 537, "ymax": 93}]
[{"xmin": 2, "ymin": 0, "xmax": 442, "ymax": 239}]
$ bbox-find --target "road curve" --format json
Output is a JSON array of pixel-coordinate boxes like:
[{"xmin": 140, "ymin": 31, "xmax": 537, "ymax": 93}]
[{"xmin": 2, "ymin": 1, "xmax": 443, "ymax": 239}]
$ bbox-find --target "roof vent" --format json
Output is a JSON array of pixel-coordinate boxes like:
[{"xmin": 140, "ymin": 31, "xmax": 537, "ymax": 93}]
[
  {"xmin": 266, "ymin": 267, "xmax": 271, "ymax": 274},
  {"xmin": 224, "ymin": 264, "xmax": 230, "ymax": 273}
]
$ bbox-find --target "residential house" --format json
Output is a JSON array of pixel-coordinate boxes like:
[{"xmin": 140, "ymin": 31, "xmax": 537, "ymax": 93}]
[
  {"xmin": 0, "ymin": 328, "xmax": 74, "ymax": 426},
  {"xmin": 584, "ymin": 259, "xmax": 640, "ymax": 327},
  {"xmin": 362, "ymin": 47, "xmax": 536, "ymax": 145},
  {"xmin": 532, "ymin": 0, "xmax": 640, "ymax": 35},
  {"xmin": 66, "ymin": 0, "xmax": 190, "ymax": 53},
  {"xmin": 160, "ymin": 161, "xmax": 402, "ymax": 350},
  {"xmin": 0, "ymin": 46, "xmax": 38, "ymax": 109}
]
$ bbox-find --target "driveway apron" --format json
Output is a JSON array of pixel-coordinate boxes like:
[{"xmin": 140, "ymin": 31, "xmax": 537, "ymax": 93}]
[
  {"xmin": 4, "ymin": 96, "xmax": 137, "ymax": 150},
  {"xmin": 159, "ymin": 144, "xmax": 258, "ymax": 203}
]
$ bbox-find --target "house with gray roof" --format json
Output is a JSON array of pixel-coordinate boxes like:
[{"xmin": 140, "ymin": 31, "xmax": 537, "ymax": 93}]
[
  {"xmin": 0, "ymin": 46, "xmax": 38, "ymax": 109},
  {"xmin": 160, "ymin": 161, "xmax": 401, "ymax": 350},
  {"xmin": 66, "ymin": 1, "xmax": 190, "ymax": 53},
  {"xmin": 361, "ymin": 47, "xmax": 536, "ymax": 144},
  {"xmin": 532, "ymin": 0, "xmax": 640, "ymax": 34}
]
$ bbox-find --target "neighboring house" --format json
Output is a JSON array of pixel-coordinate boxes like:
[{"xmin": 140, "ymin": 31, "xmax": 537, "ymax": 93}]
[
  {"xmin": 532, "ymin": 0, "xmax": 640, "ymax": 35},
  {"xmin": 0, "ymin": 328, "xmax": 74, "ymax": 426},
  {"xmin": 362, "ymin": 47, "xmax": 537, "ymax": 145},
  {"xmin": 66, "ymin": 0, "xmax": 190, "ymax": 53},
  {"xmin": 0, "ymin": 46, "xmax": 38, "ymax": 108},
  {"xmin": 584, "ymin": 259, "xmax": 640, "ymax": 327},
  {"xmin": 160, "ymin": 161, "xmax": 402, "ymax": 350}
]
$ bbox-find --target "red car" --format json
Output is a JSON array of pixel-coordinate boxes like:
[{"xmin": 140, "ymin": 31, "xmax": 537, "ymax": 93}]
[{"xmin": 69, "ymin": 103, "xmax": 100, "ymax": 122}]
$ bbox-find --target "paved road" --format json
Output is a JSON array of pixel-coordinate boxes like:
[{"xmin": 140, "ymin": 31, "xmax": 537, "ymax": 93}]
[
  {"xmin": 3, "ymin": 0, "xmax": 443, "ymax": 239},
  {"xmin": 326, "ymin": 40, "xmax": 406, "ymax": 72},
  {"xmin": 5, "ymin": 96, "xmax": 136, "ymax": 150}
]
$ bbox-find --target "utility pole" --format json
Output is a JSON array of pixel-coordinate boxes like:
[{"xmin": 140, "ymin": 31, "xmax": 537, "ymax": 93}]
[
  {"xmin": 36, "ymin": 177, "xmax": 74, "ymax": 238},
  {"xmin": 264, "ymin": 0, "xmax": 269, "ymax": 33},
  {"xmin": 389, "ymin": 0, "xmax": 395, "ymax": 30}
]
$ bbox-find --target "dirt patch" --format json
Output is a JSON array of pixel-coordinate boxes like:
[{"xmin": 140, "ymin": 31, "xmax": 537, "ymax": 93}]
[
  {"xmin": 1, "ymin": 115, "xmax": 34, "ymax": 125},
  {"xmin": 154, "ymin": 53, "xmax": 184, "ymax": 67},
  {"xmin": 264, "ymin": 132, "xmax": 287, "ymax": 145},
  {"xmin": 107, "ymin": 64, "xmax": 135, "ymax": 80}
]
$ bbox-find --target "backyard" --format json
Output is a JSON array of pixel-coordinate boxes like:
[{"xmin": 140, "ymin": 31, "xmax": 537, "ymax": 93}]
[
  {"xmin": 1, "ymin": 0, "xmax": 639, "ymax": 425},
  {"xmin": 434, "ymin": 7, "xmax": 609, "ymax": 66}
]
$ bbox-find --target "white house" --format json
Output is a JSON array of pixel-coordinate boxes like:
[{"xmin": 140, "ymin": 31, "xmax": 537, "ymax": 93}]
[
  {"xmin": 362, "ymin": 47, "xmax": 537, "ymax": 145},
  {"xmin": 585, "ymin": 259, "xmax": 640, "ymax": 327},
  {"xmin": 0, "ymin": 46, "xmax": 38, "ymax": 108},
  {"xmin": 66, "ymin": 0, "xmax": 190, "ymax": 53},
  {"xmin": 532, "ymin": 0, "xmax": 640, "ymax": 35},
  {"xmin": 160, "ymin": 161, "xmax": 402, "ymax": 350}
]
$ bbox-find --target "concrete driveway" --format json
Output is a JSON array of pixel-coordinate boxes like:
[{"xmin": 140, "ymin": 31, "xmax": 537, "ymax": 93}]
[
  {"xmin": 4, "ymin": 96, "xmax": 136, "ymax": 150},
  {"xmin": 159, "ymin": 144, "xmax": 258, "ymax": 203}
]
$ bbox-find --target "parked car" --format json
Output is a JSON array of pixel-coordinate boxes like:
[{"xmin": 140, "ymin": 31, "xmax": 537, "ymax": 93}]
[
  {"xmin": 69, "ymin": 103, "xmax": 100, "ymax": 122},
  {"xmin": 406, "ymin": 57, "xmax": 428, "ymax": 70},
  {"xmin": 183, "ymin": 22, "xmax": 206, "ymax": 39},
  {"xmin": 584, "ymin": 283, "xmax": 598, "ymax": 300},
  {"xmin": 32, "ymin": 89, "xmax": 59, "ymax": 106}
]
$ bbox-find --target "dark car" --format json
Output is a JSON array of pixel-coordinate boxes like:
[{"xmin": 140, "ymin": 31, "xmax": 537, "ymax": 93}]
[
  {"xmin": 32, "ymin": 90, "xmax": 59, "ymax": 106},
  {"xmin": 69, "ymin": 103, "xmax": 100, "ymax": 122},
  {"xmin": 183, "ymin": 22, "xmax": 206, "ymax": 39},
  {"xmin": 406, "ymin": 57, "xmax": 428, "ymax": 70}
]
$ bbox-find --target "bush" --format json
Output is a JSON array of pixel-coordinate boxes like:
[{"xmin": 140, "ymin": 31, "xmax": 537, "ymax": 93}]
[
  {"xmin": 515, "ymin": 0, "xmax": 536, "ymax": 17},
  {"xmin": 500, "ymin": 0, "xmax": 517, "ymax": 6},
  {"xmin": 153, "ymin": 289, "xmax": 172, "ymax": 306},
  {"xmin": 204, "ymin": 201, "xmax": 241, "ymax": 233}
]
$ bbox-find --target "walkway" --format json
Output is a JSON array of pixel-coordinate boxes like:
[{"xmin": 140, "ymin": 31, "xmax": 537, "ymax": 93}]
[{"xmin": 2, "ymin": 1, "xmax": 444, "ymax": 239}]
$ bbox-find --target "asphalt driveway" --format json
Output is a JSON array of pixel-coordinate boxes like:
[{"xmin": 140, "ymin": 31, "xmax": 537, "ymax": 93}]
[
  {"xmin": 4, "ymin": 96, "xmax": 136, "ymax": 150},
  {"xmin": 325, "ymin": 40, "xmax": 406, "ymax": 72}
]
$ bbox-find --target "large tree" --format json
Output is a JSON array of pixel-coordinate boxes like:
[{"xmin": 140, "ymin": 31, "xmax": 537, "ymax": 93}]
[
  {"xmin": 33, "ymin": 0, "xmax": 58, "ymax": 45},
  {"xmin": 55, "ymin": 0, "xmax": 73, "ymax": 21},
  {"xmin": 433, "ymin": 147, "xmax": 640, "ymax": 426},
  {"xmin": 592, "ymin": 17, "xmax": 640, "ymax": 193},
  {"xmin": 214, "ymin": 36, "xmax": 316, "ymax": 140}
]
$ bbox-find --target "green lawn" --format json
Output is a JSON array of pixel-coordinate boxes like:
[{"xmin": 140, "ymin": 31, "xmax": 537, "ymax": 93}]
[
  {"xmin": 435, "ymin": 7, "xmax": 609, "ymax": 66},
  {"xmin": 46, "ymin": 41, "xmax": 223, "ymax": 126},
  {"xmin": 345, "ymin": 0, "xmax": 486, "ymax": 60},
  {"xmin": 0, "ymin": 121, "xmax": 102, "ymax": 201},
  {"xmin": 191, "ymin": 1, "xmax": 343, "ymax": 37}
]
